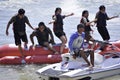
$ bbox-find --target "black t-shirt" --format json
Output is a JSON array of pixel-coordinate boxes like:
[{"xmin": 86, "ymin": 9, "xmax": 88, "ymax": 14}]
[
  {"xmin": 9, "ymin": 15, "xmax": 29, "ymax": 33},
  {"xmin": 53, "ymin": 14, "xmax": 65, "ymax": 32},
  {"xmin": 95, "ymin": 11, "xmax": 109, "ymax": 27},
  {"xmin": 33, "ymin": 28, "xmax": 49, "ymax": 44}
]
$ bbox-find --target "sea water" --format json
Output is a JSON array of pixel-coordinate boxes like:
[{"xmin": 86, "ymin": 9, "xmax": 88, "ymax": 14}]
[{"xmin": 0, "ymin": 0, "xmax": 120, "ymax": 80}]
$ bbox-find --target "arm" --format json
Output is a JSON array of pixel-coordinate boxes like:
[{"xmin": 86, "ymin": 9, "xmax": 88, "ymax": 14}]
[
  {"xmin": 49, "ymin": 15, "xmax": 56, "ymax": 24},
  {"xmin": 47, "ymin": 28, "xmax": 55, "ymax": 44},
  {"xmin": 86, "ymin": 19, "xmax": 97, "ymax": 26},
  {"xmin": 6, "ymin": 22, "xmax": 11, "ymax": 36},
  {"xmin": 65, "ymin": 13, "xmax": 74, "ymax": 17},
  {"xmin": 49, "ymin": 20, "xmax": 55, "ymax": 24},
  {"xmin": 30, "ymin": 31, "xmax": 36, "ymax": 46},
  {"xmin": 108, "ymin": 15, "xmax": 119, "ymax": 20},
  {"xmin": 26, "ymin": 22, "xmax": 35, "ymax": 30},
  {"xmin": 105, "ymin": 13, "xmax": 118, "ymax": 20},
  {"xmin": 6, "ymin": 16, "xmax": 14, "ymax": 36},
  {"xmin": 81, "ymin": 17, "xmax": 97, "ymax": 26},
  {"xmin": 69, "ymin": 33, "xmax": 78, "ymax": 51},
  {"xmin": 25, "ymin": 16, "xmax": 35, "ymax": 30}
]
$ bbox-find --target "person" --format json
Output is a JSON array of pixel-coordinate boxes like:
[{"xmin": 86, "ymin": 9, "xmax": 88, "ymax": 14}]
[
  {"xmin": 69, "ymin": 24, "xmax": 94, "ymax": 68},
  {"xmin": 95, "ymin": 5, "xmax": 118, "ymax": 41},
  {"xmin": 49, "ymin": 7, "xmax": 74, "ymax": 54},
  {"xmin": 30, "ymin": 22, "xmax": 58, "ymax": 54},
  {"xmin": 6, "ymin": 8, "xmax": 35, "ymax": 62},
  {"xmin": 80, "ymin": 10, "xmax": 96, "ymax": 42}
]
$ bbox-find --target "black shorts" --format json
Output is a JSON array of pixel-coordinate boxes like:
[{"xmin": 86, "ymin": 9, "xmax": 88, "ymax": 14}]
[
  {"xmin": 74, "ymin": 50, "xmax": 90, "ymax": 57},
  {"xmin": 14, "ymin": 32, "xmax": 28, "ymax": 45},
  {"xmin": 54, "ymin": 31, "xmax": 66, "ymax": 38},
  {"xmin": 97, "ymin": 26, "xmax": 110, "ymax": 40},
  {"xmin": 38, "ymin": 41, "xmax": 48, "ymax": 47}
]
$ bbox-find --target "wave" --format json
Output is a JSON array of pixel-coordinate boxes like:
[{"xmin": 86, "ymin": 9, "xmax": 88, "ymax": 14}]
[{"xmin": 0, "ymin": 0, "xmax": 35, "ymax": 9}]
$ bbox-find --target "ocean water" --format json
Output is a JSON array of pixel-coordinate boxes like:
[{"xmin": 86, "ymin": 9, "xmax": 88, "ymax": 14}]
[{"xmin": 0, "ymin": 0, "xmax": 120, "ymax": 80}]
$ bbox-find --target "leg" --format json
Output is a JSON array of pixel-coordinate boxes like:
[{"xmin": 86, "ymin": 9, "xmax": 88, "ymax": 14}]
[
  {"xmin": 59, "ymin": 35, "xmax": 67, "ymax": 54},
  {"xmin": 18, "ymin": 44, "xmax": 25, "ymax": 58},
  {"xmin": 21, "ymin": 33, "xmax": 28, "ymax": 50},
  {"xmin": 14, "ymin": 33, "xmax": 25, "ymax": 58},
  {"xmin": 79, "ymin": 50, "xmax": 91, "ymax": 66},
  {"xmin": 44, "ymin": 42, "xmax": 58, "ymax": 54},
  {"xmin": 97, "ymin": 27, "xmax": 110, "ymax": 41},
  {"xmin": 14, "ymin": 32, "xmax": 26, "ymax": 63},
  {"xmin": 90, "ymin": 50, "xmax": 94, "ymax": 66}
]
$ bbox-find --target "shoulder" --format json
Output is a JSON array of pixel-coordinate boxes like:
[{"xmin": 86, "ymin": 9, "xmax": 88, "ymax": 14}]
[
  {"xmin": 96, "ymin": 11, "xmax": 100, "ymax": 16},
  {"xmin": 45, "ymin": 27, "xmax": 51, "ymax": 32},
  {"xmin": 70, "ymin": 32, "xmax": 79, "ymax": 38},
  {"xmin": 24, "ymin": 15, "xmax": 28, "ymax": 19},
  {"xmin": 11, "ymin": 14, "xmax": 17, "ymax": 19},
  {"xmin": 33, "ymin": 29, "xmax": 39, "ymax": 33},
  {"xmin": 81, "ymin": 17, "xmax": 87, "ymax": 22}
]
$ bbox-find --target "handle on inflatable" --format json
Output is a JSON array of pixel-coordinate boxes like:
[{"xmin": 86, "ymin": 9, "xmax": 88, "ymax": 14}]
[{"xmin": 94, "ymin": 40, "xmax": 112, "ymax": 45}]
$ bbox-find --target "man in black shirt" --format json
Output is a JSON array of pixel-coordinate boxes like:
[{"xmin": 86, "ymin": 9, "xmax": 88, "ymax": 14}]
[
  {"xmin": 30, "ymin": 22, "xmax": 58, "ymax": 54},
  {"xmin": 95, "ymin": 5, "xmax": 118, "ymax": 41},
  {"xmin": 6, "ymin": 8, "xmax": 35, "ymax": 63}
]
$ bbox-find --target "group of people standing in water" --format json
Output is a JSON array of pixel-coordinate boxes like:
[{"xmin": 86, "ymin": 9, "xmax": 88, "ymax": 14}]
[{"xmin": 6, "ymin": 5, "xmax": 118, "ymax": 66}]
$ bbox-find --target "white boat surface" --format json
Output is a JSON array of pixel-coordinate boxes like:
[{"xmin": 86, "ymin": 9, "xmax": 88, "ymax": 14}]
[
  {"xmin": 37, "ymin": 52, "xmax": 120, "ymax": 80},
  {"xmin": 36, "ymin": 40, "xmax": 120, "ymax": 80}
]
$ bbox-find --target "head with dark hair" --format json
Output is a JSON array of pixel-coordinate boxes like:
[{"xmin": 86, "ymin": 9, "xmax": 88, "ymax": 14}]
[
  {"xmin": 82, "ymin": 10, "xmax": 89, "ymax": 17},
  {"xmin": 18, "ymin": 8, "xmax": 25, "ymax": 15},
  {"xmin": 38, "ymin": 22, "xmax": 45, "ymax": 27},
  {"xmin": 55, "ymin": 7, "xmax": 62, "ymax": 14},
  {"xmin": 99, "ymin": 5, "xmax": 105, "ymax": 10},
  {"xmin": 77, "ymin": 24, "xmax": 84, "ymax": 29},
  {"xmin": 77, "ymin": 24, "xmax": 85, "ymax": 32},
  {"xmin": 38, "ymin": 22, "xmax": 46, "ymax": 31}
]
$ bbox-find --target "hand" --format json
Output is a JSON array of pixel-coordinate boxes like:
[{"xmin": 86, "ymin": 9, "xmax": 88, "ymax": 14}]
[
  {"xmin": 49, "ymin": 22, "xmax": 53, "ymax": 24},
  {"xmin": 49, "ymin": 39, "xmax": 56, "ymax": 45},
  {"xmin": 32, "ymin": 44, "xmax": 36, "ymax": 50},
  {"xmin": 6, "ymin": 30, "xmax": 9, "ymax": 36},
  {"xmin": 115, "ymin": 15, "xmax": 119, "ymax": 18},
  {"xmin": 70, "ymin": 13, "xmax": 74, "ymax": 16},
  {"xmin": 33, "ymin": 28, "xmax": 37, "ymax": 30},
  {"xmin": 72, "ymin": 54, "xmax": 76, "ymax": 59}
]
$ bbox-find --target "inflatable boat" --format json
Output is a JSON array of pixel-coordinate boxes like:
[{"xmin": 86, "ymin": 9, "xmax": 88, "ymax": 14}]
[
  {"xmin": 0, "ymin": 44, "xmax": 69, "ymax": 64},
  {"xmin": 37, "ymin": 40, "xmax": 120, "ymax": 80}
]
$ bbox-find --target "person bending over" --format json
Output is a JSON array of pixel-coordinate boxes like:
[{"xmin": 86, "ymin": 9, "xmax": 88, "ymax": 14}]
[{"xmin": 30, "ymin": 22, "xmax": 58, "ymax": 54}]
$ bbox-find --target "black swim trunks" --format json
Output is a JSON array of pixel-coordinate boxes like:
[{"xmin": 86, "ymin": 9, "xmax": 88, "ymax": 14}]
[
  {"xmin": 54, "ymin": 31, "xmax": 66, "ymax": 38},
  {"xmin": 14, "ymin": 32, "xmax": 28, "ymax": 45}
]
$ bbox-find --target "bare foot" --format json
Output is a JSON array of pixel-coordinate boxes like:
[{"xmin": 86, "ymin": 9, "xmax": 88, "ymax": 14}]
[
  {"xmin": 88, "ymin": 64, "xmax": 93, "ymax": 70},
  {"xmin": 72, "ymin": 55, "xmax": 76, "ymax": 59},
  {"xmin": 54, "ymin": 52, "xmax": 59, "ymax": 54}
]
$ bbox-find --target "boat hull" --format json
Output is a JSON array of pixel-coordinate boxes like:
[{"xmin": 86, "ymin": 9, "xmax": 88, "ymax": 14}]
[
  {"xmin": 0, "ymin": 44, "xmax": 69, "ymax": 64},
  {"xmin": 38, "ymin": 68, "xmax": 120, "ymax": 80},
  {"xmin": 0, "ymin": 44, "xmax": 68, "ymax": 57},
  {"xmin": 37, "ymin": 59, "xmax": 120, "ymax": 80}
]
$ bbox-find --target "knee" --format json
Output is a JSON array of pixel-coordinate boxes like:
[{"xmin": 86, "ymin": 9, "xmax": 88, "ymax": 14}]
[{"xmin": 62, "ymin": 39, "xmax": 67, "ymax": 44}]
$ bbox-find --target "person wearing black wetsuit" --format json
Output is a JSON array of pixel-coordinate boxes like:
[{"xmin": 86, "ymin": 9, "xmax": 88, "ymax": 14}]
[
  {"xmin": 95, "ymin": 5, "xmax": 118, "ymax": 41},
  {"xmin": 49, "ymin": 7, "xmax": 74, "ymax": 54},
  {"xmin": 30, "ymin": 22, "xmax": 58, "ymax": 54},
  {"xmin": 6, "ymin": 8, "xmax": 34, "ymax": 62}
]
